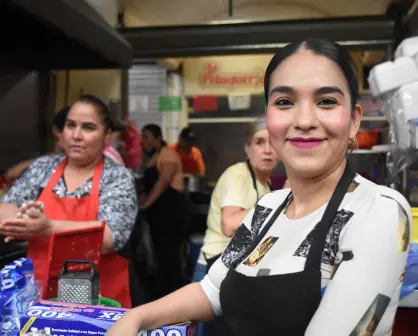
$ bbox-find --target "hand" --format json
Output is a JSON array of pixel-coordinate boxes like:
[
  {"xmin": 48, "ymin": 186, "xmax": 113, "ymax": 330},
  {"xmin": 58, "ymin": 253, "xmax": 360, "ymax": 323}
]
[
  {"xmin": 106, "ymin": 310, "xmax": 141, "ymax": 336},
  {"xmin": 17, "ymin": 200, "xmax": 44, "ymax": 219},
  {"xmin": 0, "ymin": 210, "xmax": 51, "ymax": 243},
  {"xmin": 139, "ymin": 195, "xmax": 149, "ymax": 210}
]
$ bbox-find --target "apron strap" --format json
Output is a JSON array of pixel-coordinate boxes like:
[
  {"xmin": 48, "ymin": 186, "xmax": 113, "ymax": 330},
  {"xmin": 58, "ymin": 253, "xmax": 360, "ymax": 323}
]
[
  {"xmin": 39, "ymin": 156, "xmax": 104, "ymax": 206},
  {"xmin": 246, "ymin": 160, "xmax": 259, "ymax": 200},
  {"xmin": 230, "ymin": 190, "xmax": 292, "ymax": 269},
  {"xmin": 304, "ymin": 163, "xmax": 356, "ymax": 271},
  {"xmin": 90, "ymin": 157, "xmax": 104, "ymax": 198},
  {"xmin": 42, "ymin": 157, "xmax": 68, "ymax": 195}
]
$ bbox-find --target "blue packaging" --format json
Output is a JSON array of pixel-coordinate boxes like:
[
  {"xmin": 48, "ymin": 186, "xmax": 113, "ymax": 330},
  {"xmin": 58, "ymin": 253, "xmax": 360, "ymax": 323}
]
[
  {"xmin": 0, "ymin": 258, "xmax": 39, "ymax": 336},
  {"xmin": 20, "ymin": 301, "xmax": 197, "ymax": 336}
]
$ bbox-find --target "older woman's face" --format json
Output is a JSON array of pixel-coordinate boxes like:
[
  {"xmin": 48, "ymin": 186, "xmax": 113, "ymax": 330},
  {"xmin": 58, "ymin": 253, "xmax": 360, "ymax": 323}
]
[
  {"xmin": 266, "ymin": 49, "xmax": 362, "ymax": 179},
  {"xmin": 63, "ymin": 102, "xmax": 110, "ymax": 164},
  {"xmin": 246, "ymin": 129, "xmax": 279, "ymax": 174}
]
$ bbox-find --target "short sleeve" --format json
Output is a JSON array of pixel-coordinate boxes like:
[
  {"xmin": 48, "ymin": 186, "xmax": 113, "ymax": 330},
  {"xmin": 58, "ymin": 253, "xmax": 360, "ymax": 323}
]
[
  {"xmin": 305, "ymin": 191, "xmax": 411, "ymax": 336},
  {"xmin": 1, "ymin": 156, "xmax": 57, "ymax": 207},
  {"xmin": 98, "ymin": 166, "xmax": 138, "ymax": 251},
  {"xmin": 220, "ymin": 167, "xmax": 253, "ymax": 209},
  {"xmin": 194, "ymin": 148, "xmax": 206, "ymax": 175}
]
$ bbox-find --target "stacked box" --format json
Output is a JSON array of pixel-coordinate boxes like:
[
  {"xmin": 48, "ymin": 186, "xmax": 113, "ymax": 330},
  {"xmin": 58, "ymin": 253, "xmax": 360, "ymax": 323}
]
[{"xmin": 20, "ymin": 301, "xmax": 196, "ymax": 336}]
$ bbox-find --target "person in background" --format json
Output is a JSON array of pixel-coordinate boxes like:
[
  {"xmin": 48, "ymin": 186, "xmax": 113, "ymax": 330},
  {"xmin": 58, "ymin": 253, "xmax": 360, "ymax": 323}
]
[
  {"xmin": 2, "ymin": 106, "xmax": 69, "ymax": 183},
  {"xmin": 107, "ymin": 38, "xmax": 411, "ymax": 336},
  {"xmin": 193, "ymin": 118, "xmax": 279, "ymax": 336},
  {"xmin": 141, "ymin": 124, "xmax": 190, "ymax": 299},
  {"xmin": 120, "ymin": 117, "xmax": 142, "ymax": 169},
  {"xmin": 104, "ymin": 126, "xmax": 126, "ymax": 166},
  {"xmin": 0, "ymin": 95, "xmax": 138, "ymax": 308},
  {"xmin": 169, "ymin": 126, "xmax": 206, "ymax": 176}
]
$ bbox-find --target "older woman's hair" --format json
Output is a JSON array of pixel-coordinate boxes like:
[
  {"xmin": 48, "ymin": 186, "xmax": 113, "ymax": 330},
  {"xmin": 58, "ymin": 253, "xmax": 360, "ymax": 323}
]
[{"xmin": 246, "ymin": 118, "xmax": 267, "ymax": 143}]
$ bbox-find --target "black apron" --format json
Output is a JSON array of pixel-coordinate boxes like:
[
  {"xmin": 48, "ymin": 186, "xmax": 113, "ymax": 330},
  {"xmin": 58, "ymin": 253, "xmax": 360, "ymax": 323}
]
[
  {"xmin": 219, "ymin": 163, "xmax": 355, "ymax": 336},
  {"xmin": 143, "ymin": 164, "xmax": 190, "ymax": 298}
]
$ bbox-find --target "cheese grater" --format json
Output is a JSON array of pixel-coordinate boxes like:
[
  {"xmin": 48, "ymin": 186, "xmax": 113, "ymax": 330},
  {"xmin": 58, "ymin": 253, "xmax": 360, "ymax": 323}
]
[{"xmin": 57, "ymin": 260, "xmax": 100, "ymax": 305}]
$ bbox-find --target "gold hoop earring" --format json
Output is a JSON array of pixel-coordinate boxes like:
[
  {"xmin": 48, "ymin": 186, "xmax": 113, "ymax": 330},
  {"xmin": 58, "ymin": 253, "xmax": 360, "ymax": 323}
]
[{"xmin": 348, "ymin": 138, "xmax": 358, "ymax": 150}]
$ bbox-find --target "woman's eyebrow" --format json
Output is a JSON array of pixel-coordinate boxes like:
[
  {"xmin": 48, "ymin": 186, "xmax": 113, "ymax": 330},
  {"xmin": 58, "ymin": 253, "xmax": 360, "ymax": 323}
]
[
  {"xmin": 315, "ymin": 86, "xmax": 344, "ymax": 97},
  {"xmin": 269, "ymin": 86, "xmax": 294, "ymax": 97}
]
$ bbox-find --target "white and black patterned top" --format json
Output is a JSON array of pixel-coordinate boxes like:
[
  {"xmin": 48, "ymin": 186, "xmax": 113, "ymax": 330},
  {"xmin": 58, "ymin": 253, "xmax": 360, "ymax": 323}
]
[
  {"xmin": 1, "ymin": 154, "xmax": 138, "ymax": 251},
  {"xmin": 201, "ymin": 174, "xmax": 412, "ymax": 336}
]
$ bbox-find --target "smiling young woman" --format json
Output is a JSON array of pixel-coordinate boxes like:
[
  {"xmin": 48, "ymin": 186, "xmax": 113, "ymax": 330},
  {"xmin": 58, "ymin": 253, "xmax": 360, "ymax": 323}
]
[{"xmin": 107, "ymin": 39, "xmax": 411, "ymax": 336}]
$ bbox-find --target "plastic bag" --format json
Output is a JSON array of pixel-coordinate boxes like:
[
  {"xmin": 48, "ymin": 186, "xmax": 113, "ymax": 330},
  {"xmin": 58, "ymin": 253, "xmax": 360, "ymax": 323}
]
[
  {"xmin": 0, "ymin": 258, "xmax": 40, "ymax": 336},
  {"xmin": 400, "ymin": 243, "xmax": 418, "ymax": 298},
  {"xmin": 380, "ymin": 84, "xmax": 418, "ymax": 183},
  {"xmin": 121, "ymin": 117, "xmax": 142, "ymax": 169}
]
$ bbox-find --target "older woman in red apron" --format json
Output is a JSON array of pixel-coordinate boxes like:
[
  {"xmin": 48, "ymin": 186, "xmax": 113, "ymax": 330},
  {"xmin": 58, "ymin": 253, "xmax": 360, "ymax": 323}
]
[{"xmin": 0, "ymin": 95, "xmax": 138, "ymax": 308}]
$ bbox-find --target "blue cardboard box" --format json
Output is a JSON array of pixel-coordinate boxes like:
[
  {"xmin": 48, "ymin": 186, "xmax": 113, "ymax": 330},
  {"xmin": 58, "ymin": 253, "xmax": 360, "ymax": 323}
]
[{"xmin": 20, "ymin": 301, "xmax": 196, "ymax": 336}]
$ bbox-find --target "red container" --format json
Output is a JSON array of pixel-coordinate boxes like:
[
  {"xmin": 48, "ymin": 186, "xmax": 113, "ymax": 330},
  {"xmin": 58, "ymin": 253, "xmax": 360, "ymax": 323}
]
[
  {"xmin": 356, "ymin": 130, "xmax": 380, "ymax": 149},
  {"xmin": 27, "ymin": 222, "xmax": 105, "ymax": 299}
]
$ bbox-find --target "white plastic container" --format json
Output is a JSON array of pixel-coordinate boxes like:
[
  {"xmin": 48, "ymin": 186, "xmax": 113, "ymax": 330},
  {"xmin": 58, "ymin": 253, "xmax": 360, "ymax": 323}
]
[
  {"xmin": 395, "ymin": 37, "xmax": 418, "ymax": 59},
  {"xmin": 381, "ymin": 83, "xmax": 418, "ymax": 150},
  {"xmin": 368, "ymin": 57, "xmax": 418, "ymax": 97},
  {"xmin": 391, "ymin": 82, "xmax": 418, "ymax": 121}
]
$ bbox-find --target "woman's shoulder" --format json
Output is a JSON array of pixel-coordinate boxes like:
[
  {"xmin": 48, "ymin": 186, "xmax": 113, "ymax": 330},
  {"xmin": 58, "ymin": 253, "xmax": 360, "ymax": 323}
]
[
  {"xmin": 375, "ymin": 184, "xmax": 411, "ymax": 218},
  {"xmin": 222, "ymin": 162, "xmax": 250, "ymax": 179},
  {"xmin": 29, "ymin": 153, "xmax": 65, "ymax": 170},
  {"xmin": 258, "ymin": 188, "xmax": 291, "ymax": 208},
  {"xmin": 350, "ymin": 174, "xmax": 411, "ymax": 220},
  {"xmin": 103, "ymin": 156, "xmax": 134, "ymax": 179},
  {"xmin": 159, "ymin": 146, "xmax": 180, "ymax": 162}
]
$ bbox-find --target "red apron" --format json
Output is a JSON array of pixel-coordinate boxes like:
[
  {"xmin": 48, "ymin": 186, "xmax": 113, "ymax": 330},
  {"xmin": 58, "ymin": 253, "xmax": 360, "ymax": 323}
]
[{"xmin": 27, "ymin": 157, "xmax": 131, "ymax": 307}]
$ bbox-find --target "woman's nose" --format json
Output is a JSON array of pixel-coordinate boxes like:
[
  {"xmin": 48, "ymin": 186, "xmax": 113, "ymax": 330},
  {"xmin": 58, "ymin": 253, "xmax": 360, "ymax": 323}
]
[
  {"xmin": 72, "ymin": 127, "xmax": 82, "ymax": 139},
  {"xmin": 264, "ymin": 141, "xmax": 273, "ymax": 153},
  {"xmin": 294, "ymin": 102, "xmax": 318, "ymax": 131}
]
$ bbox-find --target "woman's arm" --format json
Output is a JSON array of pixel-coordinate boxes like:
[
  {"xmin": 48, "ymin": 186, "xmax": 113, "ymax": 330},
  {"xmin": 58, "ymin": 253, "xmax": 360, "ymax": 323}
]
[
  {"xmin": 305, "ymin": 191, "xmax": 411, "ymax": 336},
  {"xmin": 0, "ymin": 203, "xmax": 20, "ymax": 222},
  {"xmin": 0, "ymin": 209, "xmax": 114, "ymax": 253},
  {"xmin": 221, "ymin": 207, "xmax": 250, "ymax": 237},
  {"xmin": 0, "ymin": 157, "xmax": 49, "ymax": 222},
  {"xmin": 4, "ymin": 159, "xmax": 36, "ymax": 181},
  {"xmin": 219, "ymin": 168, "xmax": 256, "ymax": 237},
  {"xmin": 142, "ymin": 151, "xmax": 178, "ymax": 208},
  {"xmin": 107, "ymin": 283, "xmax": 214, "ymax": 336},
  {"xmin": 108, "ymin": 204, "xmax": 257, "ymax": 335},
  {"xmin": 98, "ymin": 166, "xmax": 138, "ymax": 252}
]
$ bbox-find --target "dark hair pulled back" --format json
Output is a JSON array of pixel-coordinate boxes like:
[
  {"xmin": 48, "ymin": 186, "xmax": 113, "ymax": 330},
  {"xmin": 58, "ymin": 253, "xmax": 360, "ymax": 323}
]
[
  {"xmin": 142, "ymin": 123, "xmax": 167, "ymax": 146},
  {"xmin": 264, "ymin": 38, "xmax": 359, "ymax": 110},
  {"xmin": 73, "ymin": 94, "xmax": 113, "ymax": 130}
]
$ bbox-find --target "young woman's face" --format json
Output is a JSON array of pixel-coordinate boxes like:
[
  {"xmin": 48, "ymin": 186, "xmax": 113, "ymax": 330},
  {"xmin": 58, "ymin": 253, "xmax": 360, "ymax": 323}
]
[
  {"xmin": 141, "ymin": 130, "xmax": 159, "ymax": 154},
  {"xmin": 63, "ymin": 102, "xmax": 110, "ymax": 164},
  {"xmin": 245, "ymin": 129, "xmax": 279, "ymax": 174},
  {"xmin": 265, "ymin": 49, "xmax": 362, "ymax": 179}
]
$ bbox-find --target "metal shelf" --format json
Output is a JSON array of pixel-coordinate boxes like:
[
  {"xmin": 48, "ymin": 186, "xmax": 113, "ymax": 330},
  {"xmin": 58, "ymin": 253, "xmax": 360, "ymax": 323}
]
[
  {"xmin": 189, "ymin": 116, "xmax": 386, "ymax": 124},
  {"xmin": 351, "ymin": 148, "xmax": 389, "ymax": 154}
]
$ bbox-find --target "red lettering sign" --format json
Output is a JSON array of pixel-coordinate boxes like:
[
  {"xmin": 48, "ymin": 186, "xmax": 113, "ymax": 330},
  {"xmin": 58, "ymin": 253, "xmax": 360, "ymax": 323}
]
[{"xmin": 199, "ymin": 63, "xmax": 264, "ymax": 88}]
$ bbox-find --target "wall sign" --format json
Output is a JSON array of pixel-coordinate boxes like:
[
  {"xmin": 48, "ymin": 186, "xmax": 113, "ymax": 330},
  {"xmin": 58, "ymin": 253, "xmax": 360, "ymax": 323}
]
[
  {"xmin": 183, "ymin": 55, "xmax": 273, "ymax": 96},
  {"xmin": 199, "ymin": 63, "xmax": 265, "ymax": 89}
]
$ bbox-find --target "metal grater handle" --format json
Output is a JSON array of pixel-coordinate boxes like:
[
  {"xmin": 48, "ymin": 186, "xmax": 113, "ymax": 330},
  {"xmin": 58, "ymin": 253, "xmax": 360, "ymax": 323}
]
[{"xmin": 60, "ymin": 259, "xmax": 99, "ymax": 276}]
